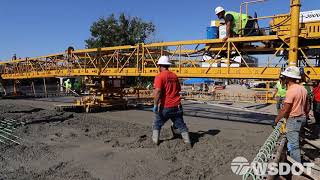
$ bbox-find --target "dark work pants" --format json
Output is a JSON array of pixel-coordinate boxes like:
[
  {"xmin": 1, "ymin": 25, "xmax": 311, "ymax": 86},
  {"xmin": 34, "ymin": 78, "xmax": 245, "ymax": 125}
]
[{"xmin": 153, "ymin": 106, "xmax": 188, "ymax": 133}]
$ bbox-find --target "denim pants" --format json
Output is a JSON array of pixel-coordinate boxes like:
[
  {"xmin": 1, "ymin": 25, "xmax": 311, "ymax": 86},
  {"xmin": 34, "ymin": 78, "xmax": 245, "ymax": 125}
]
[
  {"xmin": 153, "ymin": 106, "xmax": 188, "ymax": 133},
  {"xmin": 313, "ymin": 101, "xmax": 320, "ymax": 124},
  {"xmin": 286, "ymin": 117, "xmax": 306, "ymax": 163}
]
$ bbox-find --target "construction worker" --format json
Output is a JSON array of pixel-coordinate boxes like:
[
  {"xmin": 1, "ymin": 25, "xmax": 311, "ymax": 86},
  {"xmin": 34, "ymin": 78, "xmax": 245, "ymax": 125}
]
[
  {"xmin": 274, "ymin": 66, "xmax": 309, "ymax": 163},
  {"xmin": 273, "ymin": 77, "xmax": 287, "ymax": 114},
  {"xmin": 312, "ymin": 81, "xmax": 320, "ymax": 138},
  {"xmin": 152, "ymin": 56, "xmax": 191, "ymax": 146},
  {"xmin": 300, "ymin": 68, "xmax": 312, "ymax": 121},
  {"xmin": 74, "ymin": 79, "xmax": 81, "ymax": 94},
  {"xmin": 64, "ymin": 79, "xmax": 71, "ymax": 93},
  {"xmin": 215, "ymin": 6, "xmax": 256, "ymax": 41}
]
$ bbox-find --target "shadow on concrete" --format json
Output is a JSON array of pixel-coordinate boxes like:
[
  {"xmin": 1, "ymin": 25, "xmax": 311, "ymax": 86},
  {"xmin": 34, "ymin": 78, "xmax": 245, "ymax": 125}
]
[
  {"xmin": 190, "ymin": 129, "xmax": 221, "ymax": 146},
  {"xmin": 160, "ymin": 129, "xmax": 220, "ymax": 147}
]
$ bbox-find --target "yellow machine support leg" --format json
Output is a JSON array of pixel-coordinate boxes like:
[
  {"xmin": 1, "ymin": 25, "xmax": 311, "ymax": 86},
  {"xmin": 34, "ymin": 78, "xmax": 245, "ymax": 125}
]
[{"xmin": 288, "ymin": 0, "xmax": 301, "ymax": 67}]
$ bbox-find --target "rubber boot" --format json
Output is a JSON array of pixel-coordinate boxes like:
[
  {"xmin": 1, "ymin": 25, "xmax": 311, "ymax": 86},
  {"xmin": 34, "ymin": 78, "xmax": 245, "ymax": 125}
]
[
  {"xmin": 170, "ymin": 123, "xmax": 180, "ymax": 138},
  {"xmin": 181, "ymin": 132, "xmax": 191, "ymax": 146},
  {"xmin": 152, "ymin": 130, "xmax": 160, "ymax": 145}
]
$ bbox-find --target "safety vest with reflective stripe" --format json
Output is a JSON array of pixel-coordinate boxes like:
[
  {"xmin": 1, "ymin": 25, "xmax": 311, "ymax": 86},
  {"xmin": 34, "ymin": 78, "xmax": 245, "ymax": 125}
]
[{"xmin": 225, "ymin": 11, "xmax": 249, "ymax": 34}]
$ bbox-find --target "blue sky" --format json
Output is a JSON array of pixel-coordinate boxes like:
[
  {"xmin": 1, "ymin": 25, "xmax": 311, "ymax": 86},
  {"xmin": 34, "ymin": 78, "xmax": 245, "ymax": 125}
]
[{"xmin": 0, "ymin": 0, "xmax": 317, "ymax": 60}]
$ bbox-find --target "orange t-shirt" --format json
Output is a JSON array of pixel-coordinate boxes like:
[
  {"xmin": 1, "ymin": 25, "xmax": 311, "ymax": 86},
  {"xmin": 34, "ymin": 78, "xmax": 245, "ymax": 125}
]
[
  {"xmin": 154, "ymin": 70, "xmax": 181, "ymax": 108},
  {"xmin": 284, "ymin": 84, "xmax": 307, "ymax": 117}
]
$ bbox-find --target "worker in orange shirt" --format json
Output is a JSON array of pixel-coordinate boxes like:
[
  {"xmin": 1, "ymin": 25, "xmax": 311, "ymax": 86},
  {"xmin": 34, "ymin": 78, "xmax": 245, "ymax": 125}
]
[
  {"xmin": 152, "ymin": 56, "xmax": 191, "ymax": 146},
  {"xmin": 274, "ymin": 66, "xmax": 309, "ymax": 163}
]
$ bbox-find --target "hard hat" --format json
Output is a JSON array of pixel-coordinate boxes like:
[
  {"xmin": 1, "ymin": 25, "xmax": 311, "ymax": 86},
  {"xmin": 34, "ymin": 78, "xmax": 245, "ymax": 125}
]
[
  {"xmin": 281, "ymin": 66, "xmax": 301, "ymax": 79},
  {"xmin": 157, "ymin": 56, "xmax": 171, "ymax": 65},
  {"xmin": 215, "ymin": 6, "xmax": 225, "ymax": 15}
]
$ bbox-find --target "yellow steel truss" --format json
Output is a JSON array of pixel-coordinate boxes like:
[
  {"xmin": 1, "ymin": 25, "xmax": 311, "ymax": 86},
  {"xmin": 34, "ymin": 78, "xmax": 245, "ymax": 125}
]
[{"xmin": 1, "ymin": 0, "xmax": 320, "ymax": 80}]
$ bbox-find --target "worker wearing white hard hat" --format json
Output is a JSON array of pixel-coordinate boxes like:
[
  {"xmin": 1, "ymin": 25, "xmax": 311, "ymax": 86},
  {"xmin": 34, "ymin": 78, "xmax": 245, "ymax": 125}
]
[
  {"xmin": 156, "ymin": 55, "xmax": 172, "ymax": 65},
  {"xmin": 274, "ymin": 66, "xmax": 308, "ymax": 163},
  {"xmin": 152, "ymin": 56, "xmax": 191, "ymax": 146},
  {"xmin": 214, "ymin": 6, "xmax": 254, "ymax": 41},
  {"xmin": 215, "ymin": 6, "xmax": 225, "ymax": 15}
]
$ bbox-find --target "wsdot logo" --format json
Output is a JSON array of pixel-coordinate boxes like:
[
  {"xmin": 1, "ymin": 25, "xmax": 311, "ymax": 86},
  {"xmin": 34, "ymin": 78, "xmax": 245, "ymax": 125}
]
[
  {"xmin": 231, "ymin": 156, "xmax": 315, "ymax": 176},
  {"xmin": 230, "ymin": 156, "xmax": 250, "ymax": 175}
]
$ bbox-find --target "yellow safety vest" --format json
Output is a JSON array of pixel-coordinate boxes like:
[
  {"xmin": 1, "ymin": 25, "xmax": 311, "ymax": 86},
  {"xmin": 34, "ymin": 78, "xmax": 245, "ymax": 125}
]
[{"xmin": 225, "ymin": 11, "xmax": 249, "ymax": 34}]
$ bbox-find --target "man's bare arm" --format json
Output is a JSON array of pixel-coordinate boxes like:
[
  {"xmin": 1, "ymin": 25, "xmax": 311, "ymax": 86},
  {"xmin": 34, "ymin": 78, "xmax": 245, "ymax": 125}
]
[
  {"xmin": 223, "ymin": 21, "xmax": 232, "ymax": 41},
  {"xmin": 273, "ymin": 88, "xmax": 278, "ymax": 98},
  {"xmin": 154, "ymin": 88, "xmax": 161, "ymax": 106},
  {"xmin": 275, "ymin": 103, "xmax": 292, "ymax": 124}
]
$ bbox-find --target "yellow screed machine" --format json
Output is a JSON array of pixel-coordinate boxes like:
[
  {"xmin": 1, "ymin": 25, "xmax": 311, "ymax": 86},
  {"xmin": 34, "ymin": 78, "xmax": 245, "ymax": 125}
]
[{"xmin": 0, "ymin": 0, "xmax": 319, "ymax": 111}]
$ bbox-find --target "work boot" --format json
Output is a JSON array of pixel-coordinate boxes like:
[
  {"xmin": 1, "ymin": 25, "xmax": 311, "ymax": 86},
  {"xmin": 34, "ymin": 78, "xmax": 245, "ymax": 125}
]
[
  {"xmin": 181, "ymin": 132, "xmax": 191, "ymax": 146},
  {"xmin": 152, "ymin": 130, "xmax": 160, "ymax": 145},
  {"xmin": 170, "ymin": 123, "xmax": 180, "ymax": 138}
]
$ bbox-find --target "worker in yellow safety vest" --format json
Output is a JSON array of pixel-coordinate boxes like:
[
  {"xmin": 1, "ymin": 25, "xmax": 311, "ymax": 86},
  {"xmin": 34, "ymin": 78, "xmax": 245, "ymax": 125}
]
[
  {"xmin": 64, "ymin": 79, "xmax": 72, "ymax": 93},
  {"xmin": 215, "ymin": 6, "xmax": 256, "ymax": 41}
]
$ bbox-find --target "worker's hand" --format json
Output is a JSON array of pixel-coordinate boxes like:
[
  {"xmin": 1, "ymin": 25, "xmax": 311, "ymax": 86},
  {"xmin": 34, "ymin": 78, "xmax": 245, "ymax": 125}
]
[
  {"xmin": 152, "ymin": 105, "xmax": 158, "ymax": 113},
  {"xmin": 222, "ymin": 36, "xmax": 229, "ymax": 42}
]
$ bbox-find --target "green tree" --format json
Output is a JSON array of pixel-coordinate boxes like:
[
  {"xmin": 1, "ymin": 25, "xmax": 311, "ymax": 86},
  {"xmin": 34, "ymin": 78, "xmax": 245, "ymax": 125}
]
[{"xmin": 85, "ymin": 13, "xmax": 155, "ymax": 48}]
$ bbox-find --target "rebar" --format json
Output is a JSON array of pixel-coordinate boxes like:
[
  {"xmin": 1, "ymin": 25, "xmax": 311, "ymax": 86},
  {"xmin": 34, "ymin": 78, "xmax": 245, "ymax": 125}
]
[
  {"xmin": 243, "ymin": 119, "xmax": 285, "ymax": 180},
  {"xmin": 0, "ymin": 119, "xmax": 21, "ymax": 145}
]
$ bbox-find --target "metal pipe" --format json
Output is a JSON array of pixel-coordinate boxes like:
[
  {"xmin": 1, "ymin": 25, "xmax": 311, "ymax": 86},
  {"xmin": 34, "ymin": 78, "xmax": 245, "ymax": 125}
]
[
  {"xmin": 243, "ymin": 119, "xmax": 284, "ymax": 179},
  {"xmin": 0, "ymin": 129, "xmax": 21, "ymax": 139},
  {"xmin": 0, "ymin": 120, "xmax": 13, "ymax": 125},
  {"xmin": 0, "ymin": 134, "xmax": 20, "ymax": 144},
  {"xmin": 266, "ymin": 137, "xmax": 286, "ymax": 180},
  {"xmin": 288, "ymin": 0, "xmax": 301, "ymax": 66},
  {"xmin": 250, "ymin": 14, "xmax": 289, "ymax": 20},
  {"xmin": 0, "ymin": 122, "xmax": 15, "ymax": 128},
  {"xmin": 2, "ymin": 119, "xmax": 16, "ymax": 123},
  {"xmin": 0, "ymin": 126, "xmax": 13, "ymax": 132},
  {"xmin": 0, "ymin": 139, "xmax": 6, "ymax": 144},
  {"xmin": 239, "ymin": 0, "xmax": 268, "ymax": 36},
  {"xmin": 0, "ymin": 122, "xmax": 15, "ymax": 129}
]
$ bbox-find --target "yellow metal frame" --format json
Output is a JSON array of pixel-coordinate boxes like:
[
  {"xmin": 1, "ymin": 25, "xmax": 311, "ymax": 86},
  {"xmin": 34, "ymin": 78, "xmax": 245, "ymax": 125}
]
[{"xmin": 1, "ymin": 0, "xmax": 320, "ymax": 80}]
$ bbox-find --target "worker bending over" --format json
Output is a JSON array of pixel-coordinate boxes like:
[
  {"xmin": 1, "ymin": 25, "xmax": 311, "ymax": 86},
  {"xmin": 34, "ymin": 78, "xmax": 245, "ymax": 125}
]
[
  {"xmin": 215, "ymin": 6, "xmax": 257, "ymax": 41},
  {"xmin": 152, "ymin": 56, "xmax": 191, "ymax": 146},
  {"xmin": 274, "ymin": 66, "xmax": 309, "ymax": 163}
]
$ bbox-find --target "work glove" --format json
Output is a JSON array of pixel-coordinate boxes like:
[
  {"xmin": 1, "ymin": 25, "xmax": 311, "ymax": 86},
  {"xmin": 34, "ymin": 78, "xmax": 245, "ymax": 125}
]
[{"xmin": 152, "ymin": 105, "xmax": 158, "ymax": 113}]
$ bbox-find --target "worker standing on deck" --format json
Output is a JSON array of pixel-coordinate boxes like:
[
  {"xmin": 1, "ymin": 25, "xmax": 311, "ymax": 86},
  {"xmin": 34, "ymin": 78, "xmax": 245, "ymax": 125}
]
[
  {"xmin": 274, "ymin": 66, "xmax": 309, "ymax": 163},
  {"xmin": 273, "ymin": 77, "xmax": 287, "ymax": 114},
  {"xmin": 215, "ymin": 6, "xmax": 256, "ymax": 41},
  {"xmin": 152, "ymin": 56, "xmax": 191, "ymax": 146}
]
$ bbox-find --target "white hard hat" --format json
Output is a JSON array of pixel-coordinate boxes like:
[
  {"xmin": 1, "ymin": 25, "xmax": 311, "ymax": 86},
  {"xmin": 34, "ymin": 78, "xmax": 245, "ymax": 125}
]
[
  {"xmin": 215, "ymin": 6, "xmax": 225, "ymax": 15},
  {"xmin": 281, "ymin": 66, "xmax": 301, "ymax": 79},
  {"xmin": 157, "ymin": 56, "xmax": 171, "ymax": 65}
]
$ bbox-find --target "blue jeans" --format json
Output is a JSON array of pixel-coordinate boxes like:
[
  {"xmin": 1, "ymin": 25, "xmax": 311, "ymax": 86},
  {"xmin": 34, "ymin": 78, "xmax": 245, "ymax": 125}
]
[
  {"xmin": 286, "ymin": 117, "xmax": 306, "ymax": 163},
  {"xmin": 153, "ymin": 106, "xmax": 188, "ymax": 133}
]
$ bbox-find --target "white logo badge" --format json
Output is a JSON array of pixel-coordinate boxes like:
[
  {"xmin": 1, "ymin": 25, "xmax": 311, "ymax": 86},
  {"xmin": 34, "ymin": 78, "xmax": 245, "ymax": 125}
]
[{"xmin": 231, "ymin": 156, "xmax": 250, "ymax": 175}]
